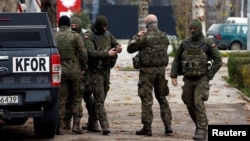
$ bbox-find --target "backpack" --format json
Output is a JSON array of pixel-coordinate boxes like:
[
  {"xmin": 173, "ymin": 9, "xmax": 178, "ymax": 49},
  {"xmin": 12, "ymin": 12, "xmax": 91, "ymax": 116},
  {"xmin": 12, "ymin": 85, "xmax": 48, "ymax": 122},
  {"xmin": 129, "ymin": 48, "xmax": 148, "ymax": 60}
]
[{"xmin": 138, "ymin": 30, "xmax": 169, "ymax": 67}]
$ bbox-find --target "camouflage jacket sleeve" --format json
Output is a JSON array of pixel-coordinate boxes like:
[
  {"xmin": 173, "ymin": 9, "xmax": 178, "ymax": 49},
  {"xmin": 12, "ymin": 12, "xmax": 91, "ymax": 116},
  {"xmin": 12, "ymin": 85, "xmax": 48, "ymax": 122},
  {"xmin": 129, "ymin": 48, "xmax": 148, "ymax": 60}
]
[
  {"xmin": 83, "ymin": 32, "xmax": 110, "ymax": 59},
  {"xmin": 110, "ymin": 32, "xmax": 120, "ymax": 48},
  {"xmin": 127, "ymin": 34, "xmax": 146, "ymax": 53},
  {"xmin": 206, "ymin": 38, "xmax": 222, "ymax": 80},
  {"xmin": 170, "ymin": 41, "xmax": 184, "ymax": 78},
  {"xmin": 73, "ymin": 32, "xmax": 88, "ymax": 71}
]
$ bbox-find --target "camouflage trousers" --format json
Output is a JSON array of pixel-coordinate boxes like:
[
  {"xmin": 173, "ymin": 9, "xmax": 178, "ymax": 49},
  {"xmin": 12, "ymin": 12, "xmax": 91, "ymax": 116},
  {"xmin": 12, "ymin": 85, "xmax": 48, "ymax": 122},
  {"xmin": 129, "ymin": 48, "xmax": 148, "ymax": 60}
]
[
  {"xmin": 88, "ymin": 71, "xmax": 110, "ymax": 129},
  {"xmin": 83, "ymin": 72, "xmax": 98, "ymax": 127},
  {"xmin": 59, "ymin": 72, "xmax": 83, "ymax": 125},
  {"xmin": 182, "ymin": 75, "xmax": 210, "ymax": 133},
  {"xmin": 138, "ymin": 69, "xmax": 172, "ymax": 129}
]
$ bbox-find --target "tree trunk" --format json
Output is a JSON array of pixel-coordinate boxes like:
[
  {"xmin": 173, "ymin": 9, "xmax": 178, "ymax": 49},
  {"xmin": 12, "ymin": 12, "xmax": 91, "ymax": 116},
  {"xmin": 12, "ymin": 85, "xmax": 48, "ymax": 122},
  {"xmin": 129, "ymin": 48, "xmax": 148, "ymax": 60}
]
[
  {"xmin": 0, "ymin": 0, "xmax": 18, "ymax": 12},
  {"xmin": 41, "ymin": 0, "xmax": 57, "ymax": 29},
  {"xmin": 138, "ymin": 0, "xmax": 150, "ymax": 31},
  {"xmin": 192, "ymin": 0, "xmax": 206, "ymax": 36}
]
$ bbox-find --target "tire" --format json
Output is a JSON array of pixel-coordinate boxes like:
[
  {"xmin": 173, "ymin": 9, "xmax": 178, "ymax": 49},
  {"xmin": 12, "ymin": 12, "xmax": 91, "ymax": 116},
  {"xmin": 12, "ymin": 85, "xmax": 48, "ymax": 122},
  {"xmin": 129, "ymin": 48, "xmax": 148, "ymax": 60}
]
[
  {"xmin": 230, "ymin": 42, "xmax": 241, "ymax": 50},
  {"xmin": 33, "ymin": 101, "xmax": 59, "ymax": 138},
  {"xmin": 33, "ymin": 118, "xmax": 57, "ymax": 138}
]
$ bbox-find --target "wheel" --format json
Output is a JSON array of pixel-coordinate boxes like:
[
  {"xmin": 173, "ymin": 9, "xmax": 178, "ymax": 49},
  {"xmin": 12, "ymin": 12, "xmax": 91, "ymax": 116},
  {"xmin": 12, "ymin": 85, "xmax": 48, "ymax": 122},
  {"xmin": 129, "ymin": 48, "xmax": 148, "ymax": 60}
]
[
  {"xmin": 33, "ymin": 101, "xmax": 59, "ymax": 139},
  {"xmin": 33, "ymin": 118, "xmax": 57, "ymax": 138},
  {"xmin": 230, "ymin": 42, "xmax": 241, "ymax": 50}
]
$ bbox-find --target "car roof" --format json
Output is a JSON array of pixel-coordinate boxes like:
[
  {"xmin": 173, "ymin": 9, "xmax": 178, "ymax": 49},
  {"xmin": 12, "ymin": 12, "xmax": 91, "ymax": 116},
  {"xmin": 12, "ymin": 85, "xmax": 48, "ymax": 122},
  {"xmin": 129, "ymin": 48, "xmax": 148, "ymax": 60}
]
[{"xmin": 207, "ymin": 23, "xmax": 247, "ymax": 34}]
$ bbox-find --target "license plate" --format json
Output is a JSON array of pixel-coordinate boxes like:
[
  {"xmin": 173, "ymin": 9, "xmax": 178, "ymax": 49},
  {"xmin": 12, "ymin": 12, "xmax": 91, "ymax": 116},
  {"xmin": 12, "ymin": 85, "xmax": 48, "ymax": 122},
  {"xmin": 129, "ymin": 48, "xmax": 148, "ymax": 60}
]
[{"xmin": 0, "ymin": 96, "xmax": 18, "ymax": 104}]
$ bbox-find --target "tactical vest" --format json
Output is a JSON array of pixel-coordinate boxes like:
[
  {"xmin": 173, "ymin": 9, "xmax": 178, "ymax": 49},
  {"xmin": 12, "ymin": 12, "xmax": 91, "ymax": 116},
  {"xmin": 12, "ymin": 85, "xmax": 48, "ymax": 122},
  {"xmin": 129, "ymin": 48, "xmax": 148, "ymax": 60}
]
[
  {"xmin": 139, "ymin": 30, "xmax": 169, "ymax": 67},
  {"xmin": 181, "ymin": 40, "xmax": 209, "ymax": 77},
  {"xmin": 88, "ymin": 31, "xmax": 112, "ymax": 69},
  {"xmin": 56, "ymin": 31, "xmax": 77, "ymax": 60}
]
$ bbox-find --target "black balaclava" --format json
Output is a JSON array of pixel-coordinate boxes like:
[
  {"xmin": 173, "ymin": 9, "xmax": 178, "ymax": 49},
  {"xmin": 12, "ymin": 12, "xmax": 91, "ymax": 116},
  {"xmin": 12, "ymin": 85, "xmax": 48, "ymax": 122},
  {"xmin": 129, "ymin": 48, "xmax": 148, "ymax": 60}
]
[
  {"xmin": 189, "ymin": 19, "xmax": 203, "ymax": 41},
  {"xmin": 71, "ymin": 17, "xmax": 82, "ymax": 33},
  {"xmin": 58, "ymin": 15, "xmax": 70, "ymax": 27},
  {"xmin": 94, "ymin": 15, "xmax": 108, "ymax": 34}
]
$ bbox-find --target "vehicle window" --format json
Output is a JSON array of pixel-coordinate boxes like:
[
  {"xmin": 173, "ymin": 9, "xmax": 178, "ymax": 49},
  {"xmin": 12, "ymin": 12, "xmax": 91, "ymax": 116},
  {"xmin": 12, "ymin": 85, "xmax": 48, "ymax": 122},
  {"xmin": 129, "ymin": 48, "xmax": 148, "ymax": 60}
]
[
  {"xmin": 207, "ymin": 24, "xmax": 221, "ymax": 34},
  {"xmin": 223, "ymin": 25, "xmax": 235, "ymax": 33},
  {"xmin": 237, "ymin": 26, "xmax": 243, "ymax": 34},
  {"xmin": 242, "ymin": 25, "xmax": 248, "ymax": 34},
  {"xmin": 0, "ymin": 32, "xmax": 40, "ymax": 41}
]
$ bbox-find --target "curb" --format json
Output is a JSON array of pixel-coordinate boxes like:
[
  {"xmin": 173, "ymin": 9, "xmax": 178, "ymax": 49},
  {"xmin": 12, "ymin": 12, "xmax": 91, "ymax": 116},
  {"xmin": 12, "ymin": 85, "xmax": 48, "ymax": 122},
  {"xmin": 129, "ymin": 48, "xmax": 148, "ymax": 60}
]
[{"xmin": 233, "ymin": 88, "xmax": 250, "ymax": 102}]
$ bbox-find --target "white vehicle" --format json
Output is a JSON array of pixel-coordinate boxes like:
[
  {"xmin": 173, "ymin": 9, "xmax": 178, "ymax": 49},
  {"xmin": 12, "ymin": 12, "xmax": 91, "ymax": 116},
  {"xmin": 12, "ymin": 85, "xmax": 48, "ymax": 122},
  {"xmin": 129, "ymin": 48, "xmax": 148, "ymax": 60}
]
[{"xmin": 226, "ymin": 17, "xmax": 247, "ymax": 24}]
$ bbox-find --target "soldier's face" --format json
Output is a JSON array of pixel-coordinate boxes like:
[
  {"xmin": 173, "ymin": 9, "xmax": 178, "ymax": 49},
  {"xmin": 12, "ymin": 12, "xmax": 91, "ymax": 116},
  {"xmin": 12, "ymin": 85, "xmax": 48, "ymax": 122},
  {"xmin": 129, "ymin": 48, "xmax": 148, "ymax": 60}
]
[{"xmin": 189, "ymin": 26, "xmax": 202, "ymax": 40}]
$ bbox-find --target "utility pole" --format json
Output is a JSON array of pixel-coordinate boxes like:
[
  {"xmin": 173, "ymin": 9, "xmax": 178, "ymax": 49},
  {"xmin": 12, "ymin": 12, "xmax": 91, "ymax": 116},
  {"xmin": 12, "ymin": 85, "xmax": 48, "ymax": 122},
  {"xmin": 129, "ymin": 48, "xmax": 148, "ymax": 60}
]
[
  {"xmin": 241, "ymin": 0, "xmax": 244, "ymax": 17},
  {"xmin": 247, "ymin": 0, "xmax": 250, "ymax": 50},
  {"xmin": 138, "ymin": 0, "xmax": 150, "ymax": 32}
]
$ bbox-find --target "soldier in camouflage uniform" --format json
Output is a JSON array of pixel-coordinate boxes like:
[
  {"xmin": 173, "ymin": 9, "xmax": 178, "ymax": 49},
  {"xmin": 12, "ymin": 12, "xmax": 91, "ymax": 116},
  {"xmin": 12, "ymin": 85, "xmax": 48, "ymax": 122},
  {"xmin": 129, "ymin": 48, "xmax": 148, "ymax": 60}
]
[
  {"xmin": 83, "ymin": 15, "xmax": 122, "ymax": 135},
  {"xmin": 70, "ymin": 17, "xmax": 101, "ymax": 132},
  {"xmin": 170, "ymin": 19, "xmax": 222, "ymax": 140},
  {"xmin": 127, "ymin": 14, "xmax": 173, "ymax": 136},
  {"xmin": 55, "ymin": 15, "xmax": 87, "ymax": 135}
]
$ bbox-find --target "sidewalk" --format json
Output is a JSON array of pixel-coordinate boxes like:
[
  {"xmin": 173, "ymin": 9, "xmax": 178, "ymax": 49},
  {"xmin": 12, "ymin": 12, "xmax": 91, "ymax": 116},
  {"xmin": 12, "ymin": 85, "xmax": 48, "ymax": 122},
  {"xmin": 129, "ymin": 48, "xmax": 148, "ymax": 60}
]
[{"xmin": 54, "ymin": 41, "xmax": 250, "ymax": 141}]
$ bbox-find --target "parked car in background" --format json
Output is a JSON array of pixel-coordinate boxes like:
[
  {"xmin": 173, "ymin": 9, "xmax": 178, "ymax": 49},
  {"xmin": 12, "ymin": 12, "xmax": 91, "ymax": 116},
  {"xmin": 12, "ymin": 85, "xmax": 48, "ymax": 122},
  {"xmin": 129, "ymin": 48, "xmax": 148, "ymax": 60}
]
[
  {"xmin": 226, "ymin": 17, "xmax": 247, "ymax": 24},
  {"xmin": 206, "ymin": 23, "xmax": 248, "ymax": 50}
]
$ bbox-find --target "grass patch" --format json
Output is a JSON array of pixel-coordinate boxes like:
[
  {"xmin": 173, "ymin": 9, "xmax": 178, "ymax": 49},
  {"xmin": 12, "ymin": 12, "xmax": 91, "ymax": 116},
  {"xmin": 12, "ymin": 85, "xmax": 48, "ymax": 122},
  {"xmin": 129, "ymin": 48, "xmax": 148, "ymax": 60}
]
[
  {"xmin": 222, "ymin": 76, "xmax": 250, "ymax": 98},
  {"xmin": 120, "ymin": 66, "xmax": 138, "ymax": 71}
]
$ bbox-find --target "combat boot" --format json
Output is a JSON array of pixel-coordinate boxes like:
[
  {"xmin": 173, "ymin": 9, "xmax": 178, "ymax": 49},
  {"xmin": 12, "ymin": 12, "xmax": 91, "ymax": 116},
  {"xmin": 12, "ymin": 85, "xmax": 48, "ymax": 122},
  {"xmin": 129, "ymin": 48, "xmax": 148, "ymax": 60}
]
[
  {"xmin": 165, "ymin": 125, "xmax": 173, "ymax": 136},
  {"xmin": 88, "ymin": 119, "xmax": 101, "ymax": 132},
  {"xmin": 102, "ymin": 124, "xmax": 111, "ymax": 135},
  {"xmin": 193, "ymin": 133, "xmax": 206, "ymax": 140},
  {"xmin": 136, "ymin": 128, "xmax": 152, "ymax": 136},
  {"xmin": 82, "ymin": 122, "xmax": 88, "ymax": 130},
  {"xmin": 193, "ymin": 129, "xmax": 206, "ymax": 140},
  {"xmin": 72, "ymin": 121, "xmax": 84, "ymax": 134}
]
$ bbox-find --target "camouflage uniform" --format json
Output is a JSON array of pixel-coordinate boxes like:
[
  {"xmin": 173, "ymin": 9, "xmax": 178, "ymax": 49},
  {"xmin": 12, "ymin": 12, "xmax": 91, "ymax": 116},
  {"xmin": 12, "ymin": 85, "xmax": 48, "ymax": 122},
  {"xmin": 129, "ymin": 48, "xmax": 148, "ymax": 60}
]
[
  {"xmin": 70, "ymin": 17, "xmax": 101, "ymax": 132},
  {"xmin": 170, "ymin": 19, "xmax": 222, "ymax": 140},
  {"xmin": 127, "ymin": 14, "xmax": 173, "ymax": 136},
  {"xmin": 83, "ymin": 15, "xmax": 121, "ymax": 135},
  {"xmin": 55, "ymin": 16, "xmax": 87, "ymax": 134}
]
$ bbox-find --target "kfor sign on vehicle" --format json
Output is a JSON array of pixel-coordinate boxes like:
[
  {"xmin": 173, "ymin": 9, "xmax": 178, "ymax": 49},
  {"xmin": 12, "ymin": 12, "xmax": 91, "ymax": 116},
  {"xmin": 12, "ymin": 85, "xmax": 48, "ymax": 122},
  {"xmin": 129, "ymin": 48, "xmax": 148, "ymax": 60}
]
[
  {"xmin": 13, "ymin": 57, "xmax": 50, "ymax": 73},
  {"xmin": 57, "ymin": 0, "xmax": 81, "ymax": 26}
]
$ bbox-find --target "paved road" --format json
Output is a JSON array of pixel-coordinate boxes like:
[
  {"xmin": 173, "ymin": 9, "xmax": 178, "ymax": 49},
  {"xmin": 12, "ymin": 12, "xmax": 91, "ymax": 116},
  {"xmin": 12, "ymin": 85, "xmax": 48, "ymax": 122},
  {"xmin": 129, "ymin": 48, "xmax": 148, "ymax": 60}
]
[{"xmin": 0, "ymin": 40, "xmax": 250, "ymax": 141}]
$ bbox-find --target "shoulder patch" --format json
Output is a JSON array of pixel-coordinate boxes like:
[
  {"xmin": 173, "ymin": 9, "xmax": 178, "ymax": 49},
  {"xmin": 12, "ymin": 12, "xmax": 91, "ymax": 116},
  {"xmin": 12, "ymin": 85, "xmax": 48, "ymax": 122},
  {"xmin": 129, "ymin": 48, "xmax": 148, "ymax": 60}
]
[
  {"xmin": 84, "ymin": 35, "xmax": 89, "ymax": 39},
  {"xmin": 211, "ymin": 44, "xmax": 216, "ymax": 48}
]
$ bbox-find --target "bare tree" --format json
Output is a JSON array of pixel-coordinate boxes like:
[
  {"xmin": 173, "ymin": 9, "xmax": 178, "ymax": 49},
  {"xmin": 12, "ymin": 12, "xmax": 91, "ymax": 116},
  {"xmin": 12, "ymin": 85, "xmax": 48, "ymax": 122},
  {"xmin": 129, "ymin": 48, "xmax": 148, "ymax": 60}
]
[
  {"xmin": 138, "ymin": 0, "xmax": 150, "ymax": 31},
  {"xmin": 41, "ymin": 0, "xmax": 57, "ymax": 29},
  {"xmin": 192, "ymin": 0, "xmax": 206, "ymax": 36},
  {"xmin": 172, "ymin": 0, "xmax": 192, "ymax": 39},
  {"xmin": 0, "ymin": 0, "xmax": 18, "ymax": 12}
]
